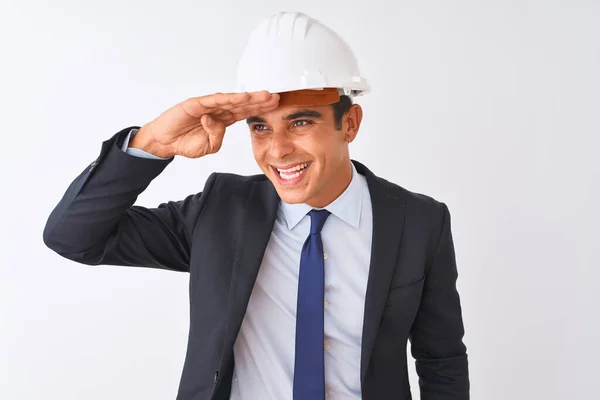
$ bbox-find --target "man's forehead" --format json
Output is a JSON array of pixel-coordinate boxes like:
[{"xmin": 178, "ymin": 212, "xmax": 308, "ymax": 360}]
[{"xmin": 245, "ymin": 88, "xmax": 339, "ymax": 124}]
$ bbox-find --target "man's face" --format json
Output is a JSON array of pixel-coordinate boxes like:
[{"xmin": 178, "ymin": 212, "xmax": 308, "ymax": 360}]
[{"xmin": 246, "ymin": 103, "xmax": 361, "ymax": 207}]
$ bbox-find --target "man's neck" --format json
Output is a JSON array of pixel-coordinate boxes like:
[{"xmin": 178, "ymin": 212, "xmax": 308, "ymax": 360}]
[{"xmin": 306, "ymin": 161, "xmax": 353, "ymax": 208}]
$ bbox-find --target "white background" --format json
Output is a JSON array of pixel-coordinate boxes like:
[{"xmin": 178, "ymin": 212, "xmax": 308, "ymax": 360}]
[{"xmin": 1, "ymin": 0, "xmax": 599, "ymax": 399}]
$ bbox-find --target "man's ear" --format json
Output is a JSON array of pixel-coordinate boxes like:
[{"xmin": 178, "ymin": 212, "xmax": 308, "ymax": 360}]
[{"xmin": 344, "ymin": 104, "xmax": 363, "ymax": 143}]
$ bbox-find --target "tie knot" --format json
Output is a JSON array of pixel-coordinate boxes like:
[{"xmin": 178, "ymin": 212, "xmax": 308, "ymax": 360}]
[{"xmin": 308, "ymin": 209, "xmax": 331, "ymax": 235}]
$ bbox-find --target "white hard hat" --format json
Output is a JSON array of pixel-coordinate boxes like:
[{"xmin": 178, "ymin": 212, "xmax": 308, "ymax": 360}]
[{"xmin": 236, "ymin": 11, "xmax": 370, "ymax": 97}]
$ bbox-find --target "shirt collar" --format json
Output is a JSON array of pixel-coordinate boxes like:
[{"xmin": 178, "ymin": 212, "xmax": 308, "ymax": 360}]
[{"xmin": 280, "ymin": 162, "xmax": 364, "ymax": 230}]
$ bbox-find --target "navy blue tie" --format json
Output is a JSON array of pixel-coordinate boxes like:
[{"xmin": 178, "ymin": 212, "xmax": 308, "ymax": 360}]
[{"xmin": 293, "ymin": 209, "xmax": 331, "ymax": 400}]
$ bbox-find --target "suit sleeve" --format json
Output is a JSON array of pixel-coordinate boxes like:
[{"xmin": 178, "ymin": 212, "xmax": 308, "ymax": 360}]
[
  {"xmin": 409, "ymin": 203, "xmax": 470, "ymax": 399},
  {"xmin": 121, "ymin": 128, "xmax": 171, "ymax": 160},
  {"xmin": 43, "ymin": 127, "xmax": 216, "ymax": 273}
]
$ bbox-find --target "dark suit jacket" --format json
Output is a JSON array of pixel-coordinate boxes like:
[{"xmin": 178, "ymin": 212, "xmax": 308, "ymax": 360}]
[{"xmin": 43, "ymin": 127, "xmax": 469, "ymax": 399}]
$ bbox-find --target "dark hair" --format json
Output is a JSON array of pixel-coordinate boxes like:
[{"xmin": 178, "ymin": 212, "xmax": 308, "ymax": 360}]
[{"xmin": 331, "ymin": 95, "xmax": 353, "ymax": 130}]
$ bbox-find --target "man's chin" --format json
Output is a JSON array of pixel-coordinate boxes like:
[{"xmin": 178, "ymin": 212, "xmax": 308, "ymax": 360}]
[
  {"xmin": 263, "ymin": 171, "xmax": 313, "ymax": 204},
  {"xmin": 271, "ymin": 184, "xmax": 309, "ymax": 205},
  {"xmin": 276, "ymin": 190, "xmax": 307, "ymax": 205}
]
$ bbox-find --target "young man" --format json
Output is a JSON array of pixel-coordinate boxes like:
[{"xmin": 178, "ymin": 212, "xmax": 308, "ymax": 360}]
[{"xmin": 44, "ymin": 12, "xmax": 469, "ymax": 400}]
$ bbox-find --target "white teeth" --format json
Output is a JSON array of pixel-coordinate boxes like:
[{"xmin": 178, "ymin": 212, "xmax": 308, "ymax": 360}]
[
  {"xmin": 277, "ymin": 163, "xmax": 309, "ymax": 180},
  {"xmin": 280, "ymin": 168, "xmax": 306, "ymax": 180},
  {"xmin": 277, "ymin": 162, "xmax": 308, "ymax": 173}
]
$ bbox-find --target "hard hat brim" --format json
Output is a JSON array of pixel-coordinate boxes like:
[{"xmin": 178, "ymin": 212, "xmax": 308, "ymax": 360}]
[{"xmin": 277, "ymin": 88, "xmax": 341, "ymax": 107}]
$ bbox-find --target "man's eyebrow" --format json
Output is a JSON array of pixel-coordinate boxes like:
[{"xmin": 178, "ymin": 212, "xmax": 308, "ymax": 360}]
[
  {"xmin": 246, "ymin": 116, "xmax": 266, "ymax": 124},
  {"xmin": 283, "ymin": 110, "xmax": 324, "ymax": 120},
  {"xmin": 246, "ymin": 110, "xmax": 324, "ymax": 125}
]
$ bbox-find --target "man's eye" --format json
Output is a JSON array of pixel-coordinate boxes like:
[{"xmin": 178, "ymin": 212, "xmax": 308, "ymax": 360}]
[
  {"xmin": 252, "ymin": 124, "xmax": 267, "ymax": 131},
  {"xmin": 292, "ymin": 120, "xmax": 313, "ymax": 128}
]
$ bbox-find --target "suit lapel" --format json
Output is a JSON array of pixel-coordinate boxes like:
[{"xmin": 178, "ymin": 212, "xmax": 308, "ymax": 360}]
[
  {"xmin": 217, "ymin": 178, "xmax": 280, "ymax": 375},
  {"xmin": 354, "ymin": 161, "xmax": 407, "ymax": 383}
]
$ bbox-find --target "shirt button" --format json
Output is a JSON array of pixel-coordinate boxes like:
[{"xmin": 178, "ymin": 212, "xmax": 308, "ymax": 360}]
[
  {"xmin": 323, "ymin": 251, "xmax": 328, "ymax": 260},
  {"xmin": 324, "ymin": 300, "xmax": 328, "ymax": 309},
  {"xmin": 324, "ymin": 343, "xmax": 331, "ymax": 351}
]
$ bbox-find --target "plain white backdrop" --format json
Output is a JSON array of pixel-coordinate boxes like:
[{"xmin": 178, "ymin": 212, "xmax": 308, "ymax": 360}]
[{"xmin": 1, "ymin": 0, "xmax": 599, "ymax": 399}]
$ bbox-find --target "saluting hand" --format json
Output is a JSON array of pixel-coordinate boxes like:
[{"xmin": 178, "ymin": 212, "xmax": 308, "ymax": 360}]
[{"xmin": 131, "ymin": 91, "xmax": 280, "ymax": 158}]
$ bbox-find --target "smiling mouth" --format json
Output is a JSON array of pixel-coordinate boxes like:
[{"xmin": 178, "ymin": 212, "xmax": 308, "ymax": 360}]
[{"xmin": 272, "ymin": 162, "xmax": 311, "ymax": 181}]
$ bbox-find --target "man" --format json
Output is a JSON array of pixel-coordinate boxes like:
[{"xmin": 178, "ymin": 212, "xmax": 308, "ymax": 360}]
[{"xmin": 43, "ymin": 11, "xmax": 469, "ymax": 400}]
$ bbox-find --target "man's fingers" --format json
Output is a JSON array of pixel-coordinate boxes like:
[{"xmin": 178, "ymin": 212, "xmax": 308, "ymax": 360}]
[
  {"xmin": 183, "ymin": 92, "xmax": 247, "ymax": 118},
  {"xmin": 201, "ymin": 114, "xmax": 226, "ymax": 139},
  {"xmin": 228, "ymin": 93, "xmax": 279, "ymax": 116},
  {"xmin": 229, "ymin": 96, "xmax": 280, "ymax": 122},
  {"xmin": 183, "ymin": 91, "xmax": 279, "ymax": 122},
  {"xmin": 196, "ymin": 91, "xmax": 273, "ymax": 109},
  {"xmin": 198, "ymin": 92, "xmax": 250, "ymax": 108}
]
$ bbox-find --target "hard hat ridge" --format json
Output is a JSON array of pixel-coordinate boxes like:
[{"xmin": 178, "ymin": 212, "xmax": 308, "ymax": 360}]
[{"xmin": 236, "ymin": 11, "xmax": 370, "ymax": 99}]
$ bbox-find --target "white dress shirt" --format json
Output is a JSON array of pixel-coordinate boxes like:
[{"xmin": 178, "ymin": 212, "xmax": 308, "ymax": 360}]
[
  {"xmin": 121, "ymin": 130, "xmax": 373, "ymax": 399},
  {"xmin": 230, "ymin": 163, "xmax": 373, "ymax": 400}
]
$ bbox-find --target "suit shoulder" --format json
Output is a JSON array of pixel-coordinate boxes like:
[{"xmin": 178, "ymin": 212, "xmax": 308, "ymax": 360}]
[
  {"xmin": 379, "ymin": 178, "xmax": 451, "ymax": 258},
  {"xmin": 382, "ymin": 177, "xmax": 445, "ymax": 207},
  {"xmin": 205, "ymin": 171, "xmax": 270, "ymax": 196},
  {"xmin": 378, "ymin": 177, "xmax": 448, "ymax": 223},
  {"xmin": 355, "ymin": 160, "xmax": 446, "ymax": 217},
  {"xmin": 210, "ymin": 171, "xmax": 269, "ymax": 185}
]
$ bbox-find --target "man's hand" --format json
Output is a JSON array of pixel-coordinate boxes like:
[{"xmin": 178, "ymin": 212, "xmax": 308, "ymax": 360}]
[{"xmin": 130, "ymin": 91, "xmax": 280, "ymax": 158}]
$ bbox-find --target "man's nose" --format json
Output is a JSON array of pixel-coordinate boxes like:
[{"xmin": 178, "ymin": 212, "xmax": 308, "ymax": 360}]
[{"xmin": 269, "ymin": 130, "xmax": 294, "ymax": 159}]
